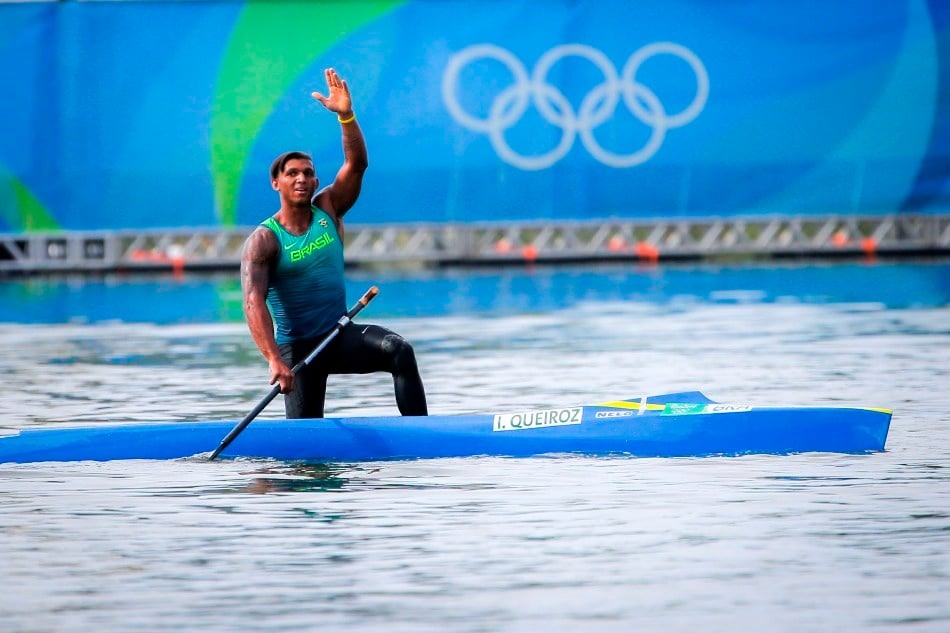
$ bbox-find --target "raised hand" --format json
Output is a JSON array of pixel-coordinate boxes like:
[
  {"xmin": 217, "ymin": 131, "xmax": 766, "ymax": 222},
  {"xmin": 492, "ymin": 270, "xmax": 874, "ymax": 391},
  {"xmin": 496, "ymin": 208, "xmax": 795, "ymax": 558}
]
[{"xmin": 311, "ymin": 68, "xmax": 353, "ymax": 116}]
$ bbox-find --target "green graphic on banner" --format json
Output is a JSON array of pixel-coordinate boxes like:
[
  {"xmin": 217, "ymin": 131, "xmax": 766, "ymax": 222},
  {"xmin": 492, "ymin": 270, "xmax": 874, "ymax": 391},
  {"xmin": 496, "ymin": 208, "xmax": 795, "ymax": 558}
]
[
  {"xmin": 0, "ymin": 172, "xmax": 58, "ymax": 232},
  {"xmin": 210, "ymin": 0, "xmax": 403, "ymax": 227}
]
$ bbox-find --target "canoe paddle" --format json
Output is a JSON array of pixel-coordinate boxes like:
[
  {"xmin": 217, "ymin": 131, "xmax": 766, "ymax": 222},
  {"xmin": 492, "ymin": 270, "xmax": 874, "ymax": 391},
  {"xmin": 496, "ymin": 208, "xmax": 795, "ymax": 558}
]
[{"xmin": 208, "ymin": 285, "xmax": 379, "ymax": 461}]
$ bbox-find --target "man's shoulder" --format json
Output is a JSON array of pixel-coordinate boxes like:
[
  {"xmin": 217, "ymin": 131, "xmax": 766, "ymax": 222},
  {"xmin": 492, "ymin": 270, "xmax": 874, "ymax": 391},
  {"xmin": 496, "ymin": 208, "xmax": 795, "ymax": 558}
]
[
  {"xmin": 242, "ymin": 224, "xmax": 280, "ymax": 261},
  {"xmin": 312, "ymin": 191, "xmax": 339, "ymax": 218},
  {"xmin": 311, "ymin": 202, "xmax": 342, "ymax": 233},
  {"xmin": 259, "ymin": 215, "xmax": 277, "ymax": 228},
  {"xmin": 251, "ymin": 221, "xmax": 280, "ymax": 240}
]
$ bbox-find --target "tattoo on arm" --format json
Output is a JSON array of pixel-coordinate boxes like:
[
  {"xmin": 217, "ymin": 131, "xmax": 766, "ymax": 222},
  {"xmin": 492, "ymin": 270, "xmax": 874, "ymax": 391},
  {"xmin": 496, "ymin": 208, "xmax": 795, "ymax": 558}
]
[
  {"xmin": 327, "ymin": 122, "xmax": 369, "ymax": 217},
  {"xmin": 241, "ymin": 228, "xmax": 281, "ymax": 361}
]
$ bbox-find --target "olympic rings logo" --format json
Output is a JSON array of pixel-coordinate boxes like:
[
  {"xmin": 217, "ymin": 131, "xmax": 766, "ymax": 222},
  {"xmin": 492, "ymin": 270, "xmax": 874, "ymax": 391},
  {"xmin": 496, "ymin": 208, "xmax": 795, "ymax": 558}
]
[{"xmin": 442, "ymin": 43, "xmax": 709, "ymax": 170}]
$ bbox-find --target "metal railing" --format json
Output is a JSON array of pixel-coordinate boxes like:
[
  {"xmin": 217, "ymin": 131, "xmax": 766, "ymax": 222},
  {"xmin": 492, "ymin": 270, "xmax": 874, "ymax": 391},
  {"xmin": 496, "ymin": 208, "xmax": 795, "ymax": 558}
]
[{"xmin": 1, "ymin": 214, "xmax": 947, "ymax": 275}]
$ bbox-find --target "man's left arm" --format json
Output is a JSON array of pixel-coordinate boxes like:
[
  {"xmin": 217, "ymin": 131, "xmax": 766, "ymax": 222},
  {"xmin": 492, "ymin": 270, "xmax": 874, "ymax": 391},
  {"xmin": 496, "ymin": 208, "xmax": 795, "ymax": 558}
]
[
  {"xmin": 324, "ymin": 115, "xmax": 368, "ymax": 218},
  {"xmin": 310, "ymin": 68, "xmax": 369, "ymax": 219}
]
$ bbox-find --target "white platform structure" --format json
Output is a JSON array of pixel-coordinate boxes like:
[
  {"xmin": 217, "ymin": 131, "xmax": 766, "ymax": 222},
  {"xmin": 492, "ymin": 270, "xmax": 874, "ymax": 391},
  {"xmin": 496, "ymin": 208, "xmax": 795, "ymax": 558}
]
[{"xmin": 1, "ymin": 214, "xmax": 948, "ymax": 275}]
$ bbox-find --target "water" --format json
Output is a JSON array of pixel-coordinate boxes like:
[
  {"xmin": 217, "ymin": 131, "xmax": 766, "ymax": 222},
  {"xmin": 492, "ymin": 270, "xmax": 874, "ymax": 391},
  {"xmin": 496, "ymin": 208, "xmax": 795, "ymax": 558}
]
[{"xmin": 1, "ymin": 261, "xmax": 948, "ymax": 632}]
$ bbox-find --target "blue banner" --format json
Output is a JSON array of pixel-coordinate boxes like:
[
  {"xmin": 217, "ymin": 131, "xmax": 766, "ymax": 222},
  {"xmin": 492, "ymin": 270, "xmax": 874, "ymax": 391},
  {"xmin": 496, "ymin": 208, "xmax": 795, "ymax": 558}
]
[{"xmin": 0, "ymin": 0, "xmax": 947, "ymax": 231}]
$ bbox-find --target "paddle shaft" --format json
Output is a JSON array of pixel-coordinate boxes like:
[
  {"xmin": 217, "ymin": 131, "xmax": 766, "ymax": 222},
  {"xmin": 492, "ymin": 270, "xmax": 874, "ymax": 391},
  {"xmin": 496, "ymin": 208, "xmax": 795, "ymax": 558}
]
[{"xmin": 208, "ymin": 286, "xmax": 379, "ymax": 460}]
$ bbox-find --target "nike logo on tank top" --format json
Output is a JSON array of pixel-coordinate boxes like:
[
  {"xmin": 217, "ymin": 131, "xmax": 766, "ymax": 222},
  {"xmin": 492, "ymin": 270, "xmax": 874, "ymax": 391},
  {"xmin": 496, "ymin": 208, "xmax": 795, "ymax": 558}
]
[{"xmin": 261, "ymin": 207, "xmax": 346, "ymax": 344}]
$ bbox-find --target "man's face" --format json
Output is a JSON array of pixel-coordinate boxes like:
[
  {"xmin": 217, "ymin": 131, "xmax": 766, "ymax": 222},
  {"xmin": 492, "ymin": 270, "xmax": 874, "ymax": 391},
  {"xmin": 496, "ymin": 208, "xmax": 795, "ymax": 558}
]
[{"xmin": 274, "ymin": 158, "xmax": 318, "ymax": 205}]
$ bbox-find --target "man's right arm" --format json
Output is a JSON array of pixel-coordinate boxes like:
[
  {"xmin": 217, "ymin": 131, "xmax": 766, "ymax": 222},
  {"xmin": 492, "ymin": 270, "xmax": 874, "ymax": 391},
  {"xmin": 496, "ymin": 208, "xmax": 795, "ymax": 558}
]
[{"xmin": 241, "ymin": 227, "xmax": 295, "ymax": 393}]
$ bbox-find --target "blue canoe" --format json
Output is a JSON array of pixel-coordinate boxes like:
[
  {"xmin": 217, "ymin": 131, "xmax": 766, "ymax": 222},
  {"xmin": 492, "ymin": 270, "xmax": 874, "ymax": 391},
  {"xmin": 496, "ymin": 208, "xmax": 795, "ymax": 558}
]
[{"xmin": 0, "ymin": 391, "xmax": 891, "ymax": 464}]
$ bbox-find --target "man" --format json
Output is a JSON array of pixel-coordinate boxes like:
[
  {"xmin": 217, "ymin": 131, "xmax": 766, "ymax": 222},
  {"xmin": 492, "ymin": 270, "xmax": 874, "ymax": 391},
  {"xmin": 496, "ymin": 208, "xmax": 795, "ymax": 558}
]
[{"xmin": 241, "ymin": 68, "xmax": 428, "ymax": 419}]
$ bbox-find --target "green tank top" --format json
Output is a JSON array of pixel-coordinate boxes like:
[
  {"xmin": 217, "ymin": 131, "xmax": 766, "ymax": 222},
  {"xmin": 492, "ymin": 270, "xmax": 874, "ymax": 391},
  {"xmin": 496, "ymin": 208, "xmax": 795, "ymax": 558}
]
[{"xmin": 261, "ymin": 207, "xmax": 345, "ymax": 344}]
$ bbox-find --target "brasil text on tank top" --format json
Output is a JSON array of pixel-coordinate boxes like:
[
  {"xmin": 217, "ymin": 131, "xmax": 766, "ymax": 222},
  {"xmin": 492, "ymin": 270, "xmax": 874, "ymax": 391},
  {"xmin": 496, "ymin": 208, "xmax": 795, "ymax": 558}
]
[{"xmin": 261, "ymin": 206, "xmax": 345, "ymax": 344}]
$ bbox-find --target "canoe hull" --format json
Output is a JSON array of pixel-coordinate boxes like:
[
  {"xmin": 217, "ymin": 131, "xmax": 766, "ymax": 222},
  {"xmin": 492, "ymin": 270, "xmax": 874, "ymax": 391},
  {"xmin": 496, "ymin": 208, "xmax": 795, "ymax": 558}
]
[{"xmin": 0, "ymin": 392, "xmax": 892, "ymax": 464}]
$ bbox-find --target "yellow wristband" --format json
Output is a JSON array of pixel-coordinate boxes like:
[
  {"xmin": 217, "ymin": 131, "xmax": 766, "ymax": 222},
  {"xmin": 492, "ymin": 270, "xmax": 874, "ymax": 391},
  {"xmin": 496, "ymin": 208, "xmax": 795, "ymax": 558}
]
[{"xmin": 338, "ymin": 113, "xmax": 356, "ymax": 124}]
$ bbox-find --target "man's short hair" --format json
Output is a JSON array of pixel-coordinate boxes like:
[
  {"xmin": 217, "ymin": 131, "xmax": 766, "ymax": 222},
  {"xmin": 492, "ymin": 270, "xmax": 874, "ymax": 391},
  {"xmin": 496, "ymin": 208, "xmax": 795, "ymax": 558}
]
[{"xmin": 270, "ymin": 151, "xmax": 313, "ymax": 180}]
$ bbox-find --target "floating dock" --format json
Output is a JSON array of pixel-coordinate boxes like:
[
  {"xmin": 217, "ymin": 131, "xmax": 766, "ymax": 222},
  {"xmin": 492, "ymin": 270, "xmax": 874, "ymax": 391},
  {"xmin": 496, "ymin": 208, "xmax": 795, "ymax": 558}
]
[{"xmin": 1, "ymin": 214, "xmax": 948, "ymax": 275}]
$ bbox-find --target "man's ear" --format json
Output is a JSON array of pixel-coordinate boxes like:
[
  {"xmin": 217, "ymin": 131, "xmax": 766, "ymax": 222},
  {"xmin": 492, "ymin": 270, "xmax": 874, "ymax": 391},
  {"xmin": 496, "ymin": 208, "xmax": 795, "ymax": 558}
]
[{"xmin": 271, "ymin": 178, "xmax": 279, "ymax": 191}]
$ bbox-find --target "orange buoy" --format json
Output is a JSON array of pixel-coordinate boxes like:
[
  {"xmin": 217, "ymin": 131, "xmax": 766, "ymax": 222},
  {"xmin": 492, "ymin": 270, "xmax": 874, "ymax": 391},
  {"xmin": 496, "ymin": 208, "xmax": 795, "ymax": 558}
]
[
  {"xmin": 494, "ymin": 238, "xmax": 513, "ymax": 254},
  {"xmin": 831, "ymin": 230, "xmax": 849, "ymax": 246},
  {"xmin": 634, "ymin": 241, "xmax": 660, "ymax": 261}
]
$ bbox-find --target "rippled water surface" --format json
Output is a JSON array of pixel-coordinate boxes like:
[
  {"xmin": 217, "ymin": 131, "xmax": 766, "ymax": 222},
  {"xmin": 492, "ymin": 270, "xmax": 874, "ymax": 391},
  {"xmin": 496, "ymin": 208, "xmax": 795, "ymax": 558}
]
[{"xmin": 1, "ymin": 262, "xmax": 948, "ymax": 632}]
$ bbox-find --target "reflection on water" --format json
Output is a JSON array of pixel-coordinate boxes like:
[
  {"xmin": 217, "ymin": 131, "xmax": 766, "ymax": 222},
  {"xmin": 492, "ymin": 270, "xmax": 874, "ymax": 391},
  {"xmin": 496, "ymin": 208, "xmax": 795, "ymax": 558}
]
[
  {"xmin": 0, "ymin": 263, "xmax": 948, "ymax": 632},
  {"xmin": 236, "ymin": 463, "xmax": 356, "ymax": 495}
]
